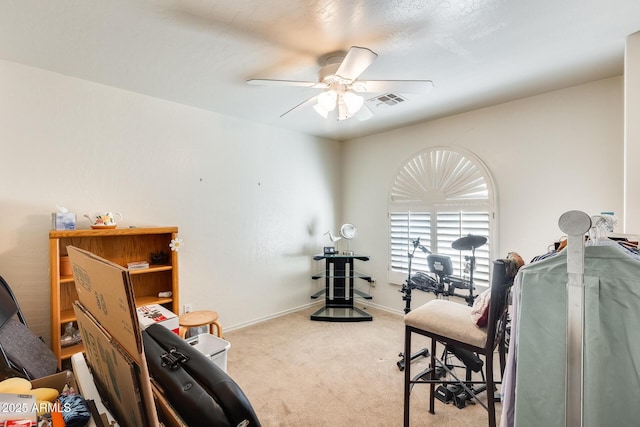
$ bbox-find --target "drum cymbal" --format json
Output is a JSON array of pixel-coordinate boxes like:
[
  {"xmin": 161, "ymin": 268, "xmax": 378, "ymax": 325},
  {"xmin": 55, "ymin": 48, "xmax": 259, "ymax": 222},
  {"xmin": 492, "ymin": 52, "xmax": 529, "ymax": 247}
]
[{"xmin": 452, "ymin": 234, "xmax": 487, "ymax": 251}]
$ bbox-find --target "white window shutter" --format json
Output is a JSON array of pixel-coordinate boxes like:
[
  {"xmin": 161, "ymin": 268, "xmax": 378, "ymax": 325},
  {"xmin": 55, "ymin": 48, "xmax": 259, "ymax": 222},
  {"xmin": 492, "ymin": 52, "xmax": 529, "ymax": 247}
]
[{"xmin": 388, "ymin": 148, "xmax": 496, "ymax": 287}]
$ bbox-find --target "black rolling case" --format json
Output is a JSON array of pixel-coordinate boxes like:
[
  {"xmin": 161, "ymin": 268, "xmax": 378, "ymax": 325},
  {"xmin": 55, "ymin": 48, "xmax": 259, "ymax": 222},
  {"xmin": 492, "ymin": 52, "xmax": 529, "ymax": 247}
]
[{"xmin": 142, "ymin": 323, "xmax": 261, "ymax": 427}]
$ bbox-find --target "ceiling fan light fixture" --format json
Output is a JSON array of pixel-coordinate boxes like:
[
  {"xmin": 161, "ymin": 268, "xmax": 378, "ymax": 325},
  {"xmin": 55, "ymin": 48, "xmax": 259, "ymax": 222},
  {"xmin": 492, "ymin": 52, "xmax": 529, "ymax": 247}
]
[
  {"xmin": 313, "ymin": 103, "xmax": 330, "ymax": 118},
  {"xmin": 342, "ymin": 91, "xmax": 364, "ymax": 115},
  {"xmin": 318, "ymin": 90, "xmax": 337, "ymax": 111},
  {"xmin": 314, "ymin": 90, "xmax": 338, "ymax": 118}
]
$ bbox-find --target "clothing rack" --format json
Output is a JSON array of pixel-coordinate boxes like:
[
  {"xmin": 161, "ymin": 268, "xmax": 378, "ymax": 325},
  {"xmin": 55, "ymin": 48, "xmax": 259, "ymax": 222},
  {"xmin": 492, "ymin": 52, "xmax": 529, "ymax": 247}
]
[
  {"xmin": 557, "ymin": 210, "xmax": 592, "ymax": 427},
  {"xmin": 502, "ymin": 211, "xmax": 640, "ymax": 427}
]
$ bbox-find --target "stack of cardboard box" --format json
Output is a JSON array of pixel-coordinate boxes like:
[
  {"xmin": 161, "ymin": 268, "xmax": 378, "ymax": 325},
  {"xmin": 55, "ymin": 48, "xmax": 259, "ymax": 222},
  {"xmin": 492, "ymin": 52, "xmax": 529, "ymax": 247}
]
[{"xmin": 68, "ymin": 246, "xmax": 183, "ymax": 426}]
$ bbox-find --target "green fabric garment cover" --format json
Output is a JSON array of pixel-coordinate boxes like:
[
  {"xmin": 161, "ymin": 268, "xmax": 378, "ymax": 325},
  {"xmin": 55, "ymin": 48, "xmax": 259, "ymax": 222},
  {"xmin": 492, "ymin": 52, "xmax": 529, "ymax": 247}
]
[{"xmin": 514, "ymin": 244, "xmax": 640, "ymax": 426}]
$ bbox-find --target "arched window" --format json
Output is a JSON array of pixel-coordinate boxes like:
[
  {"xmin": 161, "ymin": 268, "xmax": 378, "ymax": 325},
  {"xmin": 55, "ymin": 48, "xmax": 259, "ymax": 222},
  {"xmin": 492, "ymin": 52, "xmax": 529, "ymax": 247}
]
[{"xmin": 388, "ymin": 147, "xmax": 497, "ymax": 287}]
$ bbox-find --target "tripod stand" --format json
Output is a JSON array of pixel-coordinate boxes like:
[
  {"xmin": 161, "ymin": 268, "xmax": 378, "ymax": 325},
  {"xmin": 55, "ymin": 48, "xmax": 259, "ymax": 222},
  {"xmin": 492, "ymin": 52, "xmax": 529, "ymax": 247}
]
[{"xmin": 397, "ymin": 237, "xmax": 431, "ymax": 371}]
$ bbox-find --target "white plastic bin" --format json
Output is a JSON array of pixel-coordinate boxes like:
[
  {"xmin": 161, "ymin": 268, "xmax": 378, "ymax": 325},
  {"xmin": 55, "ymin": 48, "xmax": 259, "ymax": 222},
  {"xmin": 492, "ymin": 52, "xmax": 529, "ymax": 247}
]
[{"xmin": 186, "ymin": 333, "xmax": 231, "ymax": 372}]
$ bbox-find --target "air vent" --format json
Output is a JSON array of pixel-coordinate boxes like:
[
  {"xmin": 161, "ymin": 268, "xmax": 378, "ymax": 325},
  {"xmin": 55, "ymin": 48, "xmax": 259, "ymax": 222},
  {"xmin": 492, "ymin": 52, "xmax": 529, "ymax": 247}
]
[{"xmin": 366, "ymin": 93, "xmax": 407, "ymax": 110}]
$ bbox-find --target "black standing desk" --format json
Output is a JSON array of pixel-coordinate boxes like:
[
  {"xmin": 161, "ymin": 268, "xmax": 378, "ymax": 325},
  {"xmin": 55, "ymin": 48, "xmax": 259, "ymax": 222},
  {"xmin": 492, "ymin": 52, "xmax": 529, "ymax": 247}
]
[{"xmin": 310, "ymin": 253, "xmax": 373, "ymax": 322}]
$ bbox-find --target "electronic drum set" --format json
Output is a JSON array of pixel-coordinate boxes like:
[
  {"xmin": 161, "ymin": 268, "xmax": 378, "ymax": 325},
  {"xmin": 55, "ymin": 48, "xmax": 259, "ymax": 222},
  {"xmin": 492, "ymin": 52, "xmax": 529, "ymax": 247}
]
[
  {"xmin": 397, "ymin": 234, "xmax": 487, "ymax": 371},
  {"xmin": 400, "ymin": 234, "xmax": 487, "ymax": 313}
]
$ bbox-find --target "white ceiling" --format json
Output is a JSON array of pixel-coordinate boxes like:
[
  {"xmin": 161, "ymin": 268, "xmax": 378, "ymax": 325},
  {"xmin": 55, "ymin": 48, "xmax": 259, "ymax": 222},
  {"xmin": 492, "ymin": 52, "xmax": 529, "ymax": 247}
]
[{"xmin": 1, "ymin": 0, "xmax": 640, "ymax": 141}]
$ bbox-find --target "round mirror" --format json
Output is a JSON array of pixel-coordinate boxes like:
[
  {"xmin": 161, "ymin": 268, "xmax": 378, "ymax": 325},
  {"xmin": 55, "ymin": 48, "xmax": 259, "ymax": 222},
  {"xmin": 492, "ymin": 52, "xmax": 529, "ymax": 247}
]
[{"xmin": 340, "ymin": 223, "xmax": 357, "ymax": 240}]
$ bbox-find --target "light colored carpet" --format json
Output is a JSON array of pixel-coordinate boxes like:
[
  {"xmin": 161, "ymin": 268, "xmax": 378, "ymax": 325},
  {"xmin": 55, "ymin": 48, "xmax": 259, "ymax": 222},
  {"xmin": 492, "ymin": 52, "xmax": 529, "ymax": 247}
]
[{"xmin": 225, "ymin": 305, "xmax": 502, "ymax": 426}]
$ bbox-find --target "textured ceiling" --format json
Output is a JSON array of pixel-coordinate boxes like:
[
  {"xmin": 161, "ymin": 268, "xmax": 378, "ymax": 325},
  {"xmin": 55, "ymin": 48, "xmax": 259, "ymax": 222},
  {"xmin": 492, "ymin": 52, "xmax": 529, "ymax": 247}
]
[{"xmin": 1, "ymin": 0, "xmax": 640, "ymax": 141}]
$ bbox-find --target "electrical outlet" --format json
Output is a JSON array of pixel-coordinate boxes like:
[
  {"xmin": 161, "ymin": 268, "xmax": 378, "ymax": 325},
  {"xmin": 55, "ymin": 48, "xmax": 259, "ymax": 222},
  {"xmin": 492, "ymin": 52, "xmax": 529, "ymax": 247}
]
[{"xmin": 183, "ymin": 304, "xmax": 193, "ymax": 313}]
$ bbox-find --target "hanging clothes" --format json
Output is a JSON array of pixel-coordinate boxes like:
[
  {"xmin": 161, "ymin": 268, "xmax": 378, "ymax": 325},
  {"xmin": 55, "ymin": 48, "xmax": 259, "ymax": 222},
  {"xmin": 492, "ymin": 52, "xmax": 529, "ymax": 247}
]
[{"xmin": 501, "ymin": 243, "xmax": 640, "ymax": 427}]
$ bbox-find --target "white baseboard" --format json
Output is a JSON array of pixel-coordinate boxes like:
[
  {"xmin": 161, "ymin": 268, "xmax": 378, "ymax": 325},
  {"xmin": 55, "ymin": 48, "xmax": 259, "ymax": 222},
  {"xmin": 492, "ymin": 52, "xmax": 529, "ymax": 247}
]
[
  {"xmin": 224, "ymin": 297, "xmax": 421, "ymax": 333},
  {"xmin": 355, "ymin": 300, "xmax": 404, "ymax": 317},
  {"xmin": 224, "ymin": 301, "xmax": 323, "ymax": 333}
]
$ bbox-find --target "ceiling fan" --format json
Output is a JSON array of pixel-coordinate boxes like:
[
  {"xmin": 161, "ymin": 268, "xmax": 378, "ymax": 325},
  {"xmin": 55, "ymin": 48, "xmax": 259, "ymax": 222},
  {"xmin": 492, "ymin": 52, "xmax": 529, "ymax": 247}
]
[{"xmin": 247, "ymin": 46, "xmax": 434, "ymax": 121}]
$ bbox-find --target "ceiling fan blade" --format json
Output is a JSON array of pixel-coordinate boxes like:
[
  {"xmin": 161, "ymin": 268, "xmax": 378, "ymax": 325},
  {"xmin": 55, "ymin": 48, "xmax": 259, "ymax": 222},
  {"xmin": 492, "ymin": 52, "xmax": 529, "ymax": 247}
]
[
  {"xmin": 280, "ymin": 94, "xmax": 318, "ymax": 118},
  {"xmin": 335, "ymin": 46, "xmax": 378, "ymax": 82},
  {"xmin": 247, "ymin": 79, "xmax": 328, "ymax": 89},
  {"xmin": 356, "ymin": 80, "xmax": 434, "ymax": 94}
]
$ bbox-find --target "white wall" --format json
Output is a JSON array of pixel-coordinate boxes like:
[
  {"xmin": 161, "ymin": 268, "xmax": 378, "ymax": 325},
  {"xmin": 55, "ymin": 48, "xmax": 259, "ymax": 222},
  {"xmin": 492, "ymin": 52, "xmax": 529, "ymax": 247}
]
[
  {"xmin": 0, "ymin": 60, "xmax": 341, "ymax": 342},
  {"xmin": 343, "ymin": 77, "xmax": 624, "ymax": 313}
]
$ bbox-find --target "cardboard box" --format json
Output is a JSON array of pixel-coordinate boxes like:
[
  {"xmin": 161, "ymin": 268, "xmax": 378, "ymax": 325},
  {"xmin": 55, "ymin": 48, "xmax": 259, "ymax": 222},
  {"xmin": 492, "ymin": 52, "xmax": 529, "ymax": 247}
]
[
  {"xmin": 137, "ymin": 304, "xmax": 179, "ymax": 335},
  {"xmin": 67, "ymin": 246, "xmax": 160, "ymax": 427},
  {"xmin": 30, "ymin": 371, "xmax": 68, "ymax": 395},
  {"xmin": 68, "ymin": 246, "xmax": 142, "ymax": 360},
  {"xmin": 74, "ymin": 303, "xmax": 148, "ymax": 426}
]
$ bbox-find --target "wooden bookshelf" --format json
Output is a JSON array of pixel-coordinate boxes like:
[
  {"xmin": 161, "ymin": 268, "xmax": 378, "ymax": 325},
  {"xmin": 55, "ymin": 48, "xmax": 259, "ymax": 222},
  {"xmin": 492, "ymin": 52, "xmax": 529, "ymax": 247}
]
[{"xmin": 49, "ymin": 227, "xmax": 179, "ymax": 368}]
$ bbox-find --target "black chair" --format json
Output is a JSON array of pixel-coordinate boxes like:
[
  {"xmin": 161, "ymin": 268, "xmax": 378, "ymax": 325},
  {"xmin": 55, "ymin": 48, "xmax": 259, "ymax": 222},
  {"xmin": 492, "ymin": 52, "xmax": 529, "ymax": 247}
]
[
  {"xmin": 403, "ymin": 259, "xmax": 514, "ymax": 427},
  {"xmin": 0, "ymin": 275, "xmax": 58, "ymax": 379}
]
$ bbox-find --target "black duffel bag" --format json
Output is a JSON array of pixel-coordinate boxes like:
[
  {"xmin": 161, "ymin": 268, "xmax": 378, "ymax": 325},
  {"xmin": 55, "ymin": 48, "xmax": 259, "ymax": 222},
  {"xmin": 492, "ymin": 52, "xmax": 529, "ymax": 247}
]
[{"xmin": 142, "ymin": 323, "xmax": 261, "ymax": 427}]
